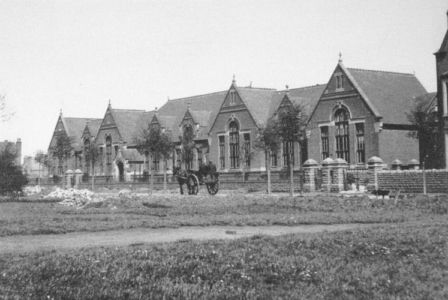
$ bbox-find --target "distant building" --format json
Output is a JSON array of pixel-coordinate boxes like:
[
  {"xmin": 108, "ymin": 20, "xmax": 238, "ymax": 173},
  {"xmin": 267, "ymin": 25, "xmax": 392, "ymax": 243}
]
[{"xmin": 0, "ymin": 138, "xmax": 22, "ymax": 166}]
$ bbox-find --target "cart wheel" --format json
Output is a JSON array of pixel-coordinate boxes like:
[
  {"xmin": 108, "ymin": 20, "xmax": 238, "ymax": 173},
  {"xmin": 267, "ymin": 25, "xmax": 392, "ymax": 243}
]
[
  {"xmin": 187, "ymin": 174, "xmax": 199, "ymax": 195},
  {"xmin": 206, "ymin": 182, "xmax": 219, "ymax": 195}
]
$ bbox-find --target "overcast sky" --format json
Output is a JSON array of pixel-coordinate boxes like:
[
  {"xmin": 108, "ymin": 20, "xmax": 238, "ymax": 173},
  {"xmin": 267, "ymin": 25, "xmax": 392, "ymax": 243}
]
[{"xmin": 0, "ymin": 0, "xmax": 447, "ymax": 161}]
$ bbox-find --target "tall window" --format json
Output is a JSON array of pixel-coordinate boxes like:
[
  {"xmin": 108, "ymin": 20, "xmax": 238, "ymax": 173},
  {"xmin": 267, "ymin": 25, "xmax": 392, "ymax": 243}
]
[
  {"xmin": 99, "ymin": 148, "xmax": 103, "ymax": 173},
  {"xmin": 270, "ymin": 151, "xmax": 277, "ymax": 168},
  {"xmin": 335, "ymin": 108, "xmax": 350, "ymax": 162},
  {"xmin": 176, "ymin": 149, "xmax": 181, "ymax": 168},
  {"xmin": 84, "ymin": 139, "xmax": 90, "ymax": 173},
  {"xmin": 243, "ymin": 133, "xmax": 250, "ymax": 168},
  {"xmin": 356, "ymin": 123, "xmax": 365, "ymax": 164},
  {"xmin": 282, "ymin": 140, "xmax": 294, "ymax": 167},
  {"xmin": 336, "ymin": 74, "xmax": 345, "ymax": 90},
  {"xmin": 320, "ymin": 126, "xmax": 329, "ymax": 161},
  {"xmin": 58, "ymin": 158, "xmax": 63, "ymax": 175},
  {"xmin": 230, "ymin": 90, "xmax": 237, "ymax": 106},
  {"xmin": 229, "ymin": 121, "xmax": 239, "ymax": 168},
  {"xmin": 219, "ymin": 136, "xmax": 225, "ymax": 169},
  {"xmin": 153, "ymin": 156, "xmax": 159, "ymax": 172},
  {"xmin": 197, "ymin": 149, "xmax": 203, "ymax": 166},
  {"xmin": 106, "ymin": 136, "xmax": 112, "ymax": 175}
]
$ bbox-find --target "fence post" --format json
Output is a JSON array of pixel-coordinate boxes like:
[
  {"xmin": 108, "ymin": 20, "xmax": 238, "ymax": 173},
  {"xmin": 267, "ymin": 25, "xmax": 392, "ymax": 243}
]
[
  {"xmin": 65, "ymin": 169, "xmax": 74, "ymax": 189},
  {"xmin": 74, "ymin": 169, "xmax": 83, "ymax": 189},
  {"xmin": 303, "ymin": 159, "xmax": 318, "ymax": 192},
  {"xmin": 391, "ymin": 159, "xmax": 403, "ymax": 170},
  {"xmin": 332, "ymin": 158, "xmax": 348, "ymax": 192},
  {"xmin": 322, "ymin": 158, "xmax": 334, "ymax": 193},
  {"xmin": 367, "ymin": 156, "xmax": 383, "ymax": 191}
]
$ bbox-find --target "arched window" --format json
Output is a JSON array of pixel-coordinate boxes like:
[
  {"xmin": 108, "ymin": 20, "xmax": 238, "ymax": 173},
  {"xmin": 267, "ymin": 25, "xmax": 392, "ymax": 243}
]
[
  {"xmin": 335, "ymin": 108, "xmax": 350, "ymax": 162},
  {"xmin": 106, "ymin": 136, "xmax": 112, "ymax": 175},
  {"xmin": 229, "ymin": 121, "xmax": 239, "ymax": 168},
  {"xmin": 183, "ymin": 125, "xmax": 194, "ymax": 170},
  {"xmin": 84, "ymin": 138, "xmax": 90, "ymax": 173}
]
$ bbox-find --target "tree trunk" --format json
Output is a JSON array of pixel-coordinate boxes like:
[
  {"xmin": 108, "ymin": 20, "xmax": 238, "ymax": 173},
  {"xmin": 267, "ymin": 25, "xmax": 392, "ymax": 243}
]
[
  {"xmin": 91, "ymin": 163, "xmax": 95, "ymax": 191},
  {"xmin": 163, "ymin": 159, "xmax": 167, "ymax": 194},
  {"xmin": 150, "ymin": 166, "xmax": 154, "ymax": 195},
  {"xmin": 38, "ymin": 165, "xmax": 41, "ymax": 187},
  {"xmin": 289, "ymin": 154, "xmax": 293, "ymax": 197},
  {"xmin": 266, "ymin": 150, "xmax": 271, "ymax": 195}
]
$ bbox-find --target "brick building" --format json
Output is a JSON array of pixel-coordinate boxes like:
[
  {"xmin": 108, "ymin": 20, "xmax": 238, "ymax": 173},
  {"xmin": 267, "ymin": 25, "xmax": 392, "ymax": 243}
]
[
  {"xmin": 307, "ymin": 59, "xmax": 427, "ymax": 167},
  {"xmin": 47, "ymin": 64, "xmax": 426, "ymax": 181}
]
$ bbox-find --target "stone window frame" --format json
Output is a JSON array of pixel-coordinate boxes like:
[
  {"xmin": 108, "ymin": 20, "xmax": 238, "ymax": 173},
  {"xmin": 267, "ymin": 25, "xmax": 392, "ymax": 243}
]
[
  {"xmin": 218, "ymin": 134, "xmax": 226, "ymax": 170},
  {"xmin": 334, "ymin": 107, "xmax": 350, "ymax": 162},
  {"xmin": 352, "ymin": 120, "xmax": 366, "ymax": 164}
]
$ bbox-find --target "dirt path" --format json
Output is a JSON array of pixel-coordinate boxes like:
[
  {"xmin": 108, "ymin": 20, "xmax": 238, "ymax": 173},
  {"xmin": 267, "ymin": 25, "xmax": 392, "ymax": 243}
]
[{"xmin": 0, "ymin": 223, "xmax": 382, "ymax": 254}]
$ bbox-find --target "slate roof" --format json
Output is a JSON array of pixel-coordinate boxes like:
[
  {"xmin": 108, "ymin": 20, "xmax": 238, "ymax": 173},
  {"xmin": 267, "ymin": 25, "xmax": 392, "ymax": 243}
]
[
  {"xmin": 134, "ymin": 111, "xmax": 156, "ymax": 138},
  {"xmin": 120, "ymin": 148, "xmax": 145, "ymax": 162},
  {"xmin": 413, "ymin": 92, "xmax": 437, "ymax": 112},
  {"xmin": 157, "ymin": 91, "xmax": 227, "ymax": 140},
  {"xmin": 346, "ymin": 68, "xmax": 427, "ymax": 124},
  {"xmin": 109, "ymin": 108, "xmax": 146, "ymax": 145},
  {"xmin": 236, "ymin": 87, "xmax": 277, "ymax": 126},
  {"xmin": 85, "ymin": 119, "xmax": 103, "ymax": 138},
  {"xmin": 437, "ymin": 30, "xmax": 448, "ymax": 53},
  {"xmin": 64, "ymin": 118, "xmax": 94, "ymax": 148}
]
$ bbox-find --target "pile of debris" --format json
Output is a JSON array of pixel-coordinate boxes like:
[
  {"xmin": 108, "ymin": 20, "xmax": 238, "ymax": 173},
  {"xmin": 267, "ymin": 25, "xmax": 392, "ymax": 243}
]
[
  {"xmin": 24, "ymin": 185, "xmax": 45, "ymax": 196},
  {"xmin": 44, "ymin": 188, "xmax": 104, "ymax": 207}
]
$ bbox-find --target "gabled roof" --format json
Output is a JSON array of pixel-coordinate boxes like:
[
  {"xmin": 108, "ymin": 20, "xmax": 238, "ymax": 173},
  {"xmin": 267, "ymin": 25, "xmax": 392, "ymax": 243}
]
[
  {"xmin": 157, "ymin": 91, "xmax": 227, "ymax": 140},
  {"xmin": 413, "ymin": 92, "xmax": 437, "ymax": 113},
  {"xmin": 436, "ymin": 28, "xmax": 448, "ymax": 54},
  {"xmin": 85, "ymin": 119, "xmax": 103, "ymax": 138},
  {"xmin": 109, "ymin": 108, "xmax": 146, "ymax": 145},
  {"xmin": 236, "ymin": 87, "xmax": 277, "ymax": 126},
  {"xmin": 347, "ymin": 67, "xmax": 427, "ymax": 124},
  {"xmin": 64, "ymin": 117, "xmax": 93, "ymax": 148}
]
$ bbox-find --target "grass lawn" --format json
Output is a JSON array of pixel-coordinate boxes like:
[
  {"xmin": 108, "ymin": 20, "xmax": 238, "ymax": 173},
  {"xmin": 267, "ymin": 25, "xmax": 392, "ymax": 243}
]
[
  {"xmin": 0, "ymin": 221, "xmax": 447, "ymax": 299},
  {"xmin": 0, "ymin": 193, "xmax": 447, "ymax": 236}
]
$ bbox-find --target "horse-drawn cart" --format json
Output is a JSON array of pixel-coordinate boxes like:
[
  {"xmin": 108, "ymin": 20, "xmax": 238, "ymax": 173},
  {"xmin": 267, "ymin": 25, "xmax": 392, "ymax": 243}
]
[{"xmin": 174, "ymin": 166, "xmax": 219, "ymax": 196}]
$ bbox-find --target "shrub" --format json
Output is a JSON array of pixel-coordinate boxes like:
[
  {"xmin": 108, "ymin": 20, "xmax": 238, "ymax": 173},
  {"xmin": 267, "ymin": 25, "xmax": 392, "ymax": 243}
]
[
  {"xmin": 0, "ymin": 144, "xmax": 28, "ymax": 196},
  {"xmin": 52, "ymin": 174, "xmax": 60, "ymax": 184},
  {"xmin": 82, "ymin": 172, "xmax": 90, "ymax": 183}
]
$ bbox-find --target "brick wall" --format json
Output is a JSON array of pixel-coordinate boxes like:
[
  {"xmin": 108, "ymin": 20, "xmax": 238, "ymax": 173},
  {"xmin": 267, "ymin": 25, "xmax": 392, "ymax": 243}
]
[{"xmin": 377, "ymin": 169, "xmax": 448, "ymax": 193}]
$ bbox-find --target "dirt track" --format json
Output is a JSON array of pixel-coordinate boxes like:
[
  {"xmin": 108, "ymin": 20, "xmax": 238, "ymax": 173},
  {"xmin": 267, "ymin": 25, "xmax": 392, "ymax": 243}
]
[{"xmin": 0, "ymin": 223, "xmax": 378, "ymax": 253}]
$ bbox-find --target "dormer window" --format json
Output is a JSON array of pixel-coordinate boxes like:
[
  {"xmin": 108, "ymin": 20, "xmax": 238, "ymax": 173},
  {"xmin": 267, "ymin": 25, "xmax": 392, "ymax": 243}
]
[{"xmin": 230, "ymin": 90, "xmax": 237, "ymax": 106}]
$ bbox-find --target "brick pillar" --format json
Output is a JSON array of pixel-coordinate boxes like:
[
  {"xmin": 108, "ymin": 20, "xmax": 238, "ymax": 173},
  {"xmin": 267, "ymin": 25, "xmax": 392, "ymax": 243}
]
[
  {"xmin": 322, "ymin": 158, "xmax": 334, "ymax": 193},
  {"xmin": 391, "ymin": 159, "xmax": 403, "ymax": 170},
  {"xmin": 65, "ymin": 169, "xmax": 74, "ymax": 189},
  {"xmin": 407, "ymin": 159, "xmax": 419, "ymax": 170},
  {"xmin": 303, "ymin": 159, "xmax": 318, "ymax": 192},
  {"xmin": 331, "ymin": 158, "xmax": 348, "ymax": 192},
  {"xmin": 74, "ymin": 169, "xmax": 83, "ymax": 188},
  {"xmin": 367, "ymin": 156, "xmax": 383, "ymax": 191}
]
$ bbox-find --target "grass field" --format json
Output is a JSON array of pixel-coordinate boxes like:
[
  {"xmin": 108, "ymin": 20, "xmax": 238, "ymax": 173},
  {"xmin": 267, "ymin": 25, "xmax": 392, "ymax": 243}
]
[
  {"xmin": 0, "ymin": 193, "xmax": 447, "ymax": 236},
  {"xmin": 0, "ymin": 221, "xmax": 447, "ymax": 299}
]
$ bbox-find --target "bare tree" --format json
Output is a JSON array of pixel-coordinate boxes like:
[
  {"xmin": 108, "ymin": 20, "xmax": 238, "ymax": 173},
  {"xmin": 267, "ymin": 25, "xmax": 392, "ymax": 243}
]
[
  {"xmin": 254, "ymin": 117, "xmax": 280, "ymax": 194},
  {"xmin": 0, "ymin": 89, "xmax": 14, "ymax": 122},
  {"xmin": 180, "ymin": 126, "xmax": 195, "ymax": 170},
  {"xmin": 135, "ymin": 124, "xmax": 172, "ymax": 194},
  {"xmin": 83, "ymin": 137, "xmax": 100, "ymax": 190},
  {"xmin": 34, "ymin": 150, "xmax": 46, "ymax": 186},
  {"xmin": 276, "ymin": 103, "xmax": 308, "ymax": 197},
  {"xmin": 49, "ymin": 134, "xmax": 74, "ymax": 188}
]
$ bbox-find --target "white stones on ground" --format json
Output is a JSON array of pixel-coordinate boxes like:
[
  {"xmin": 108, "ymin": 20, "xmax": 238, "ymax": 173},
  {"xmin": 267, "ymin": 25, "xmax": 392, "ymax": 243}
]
[
  {"xmin": 24, "ymin": 186, "xmax": 45, "ymax": 195},
  {"xmin": 45, "ymin": 188, "xmax": 103, "ymax": 207}
]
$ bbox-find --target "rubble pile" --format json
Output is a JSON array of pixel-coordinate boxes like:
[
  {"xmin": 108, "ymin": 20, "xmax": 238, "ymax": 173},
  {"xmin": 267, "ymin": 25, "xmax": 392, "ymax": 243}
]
[
  {"xmin": 24, "ymin": 186, "xmax": 45, "ymax": 196},
  {"xmin": 44, "ymin": 188, "xmax": 103, "ymax": 207}
]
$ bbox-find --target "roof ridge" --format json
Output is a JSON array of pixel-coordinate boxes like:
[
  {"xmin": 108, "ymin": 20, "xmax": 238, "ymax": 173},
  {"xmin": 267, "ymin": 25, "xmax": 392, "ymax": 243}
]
[
  {"xmin": 64, "ymin": 117, "xmax": 100, "ymax": 120},
  {"xmin": 168, "ymin": 90, "xmax": 227, "ymax": 101},
  {"xmin": 347, "ymin": 68, "xmax": 414, "ymax": 76},
  {"xmin": 278, "ymin": 84, "xmax": 326, "ymax": 92},
  {"xmin": 112, "ymin": 108, "xmax": 146, "ymax": 112},
  {"xmin": 240, "ymin": 86, "xmax": 276, "ymax": 90}
]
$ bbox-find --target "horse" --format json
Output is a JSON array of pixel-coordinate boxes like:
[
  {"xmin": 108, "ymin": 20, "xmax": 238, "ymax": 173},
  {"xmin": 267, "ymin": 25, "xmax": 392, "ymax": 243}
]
[{"xmin": 172, "ymin": 166, "xmax": 192, "ymax": 195}]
